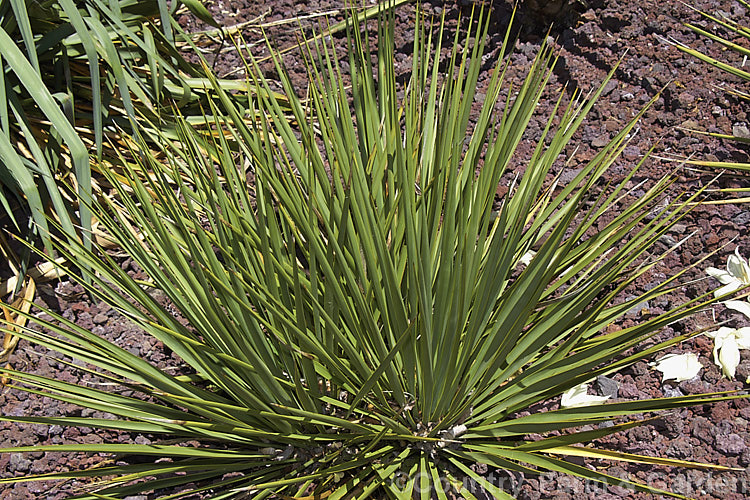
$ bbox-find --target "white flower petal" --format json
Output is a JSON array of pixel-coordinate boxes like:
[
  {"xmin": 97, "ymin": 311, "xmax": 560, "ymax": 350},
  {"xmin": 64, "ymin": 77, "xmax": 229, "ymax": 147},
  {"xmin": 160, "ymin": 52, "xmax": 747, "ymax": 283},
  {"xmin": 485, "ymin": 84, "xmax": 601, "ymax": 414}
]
[
  {"xmin": 718, "ymin": 338, "xmax": 741, "ymax": 378},
  {"xmin": 708, "ymin": 328, "xmax": 733, "ymax": 367},
  {"xmin": 560, "ymin": 383, "xmax": 611, "ymax": 408},
  {"xmin": 518, "ymin": 250, "xmax": 536, "ymax": 267},
  {"xmin": 726, "ymin": 300, "xmax": 750, "ymax": 320},
  {"xmin": 706, "ymin": 327, "xmax": 735, "ymax": 340},
  {"xmin": 706, "ymin": 267, "xmax": 736, "ymax": 285},
  {"xmin": 714, "ymin": 282, "xmax": 745, "ymax": 298},
  {"xmin": 734, "ymin": 327, "xmax": 750, "ymax": 350},
  {"xmin": 727, "ymin": 249, "xmax": 750, "ymax": 283},
  {"xmin": 650, "ymin": 353, "xmax": 702, "ymax": 383},
  {"xmin": 708, "ymin": 250, "xmax": 750, "ymax": 297}
]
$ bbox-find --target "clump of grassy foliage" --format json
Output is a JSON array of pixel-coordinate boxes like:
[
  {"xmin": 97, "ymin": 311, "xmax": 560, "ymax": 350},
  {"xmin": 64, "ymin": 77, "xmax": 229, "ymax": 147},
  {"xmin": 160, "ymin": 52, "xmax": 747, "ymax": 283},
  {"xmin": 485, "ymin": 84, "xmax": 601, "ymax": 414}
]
[{"xmin": 0, "ymin": 4, "xmax": 744, "ymax": 499}]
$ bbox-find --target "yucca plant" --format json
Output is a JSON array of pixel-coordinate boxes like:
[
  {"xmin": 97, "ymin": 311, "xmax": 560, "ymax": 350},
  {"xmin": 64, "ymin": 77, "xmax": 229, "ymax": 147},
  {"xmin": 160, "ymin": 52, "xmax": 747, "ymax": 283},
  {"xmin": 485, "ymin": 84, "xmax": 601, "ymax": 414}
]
[{"xmin": 1, "ymin": 5, "xmax": 745, "ymax": 499}]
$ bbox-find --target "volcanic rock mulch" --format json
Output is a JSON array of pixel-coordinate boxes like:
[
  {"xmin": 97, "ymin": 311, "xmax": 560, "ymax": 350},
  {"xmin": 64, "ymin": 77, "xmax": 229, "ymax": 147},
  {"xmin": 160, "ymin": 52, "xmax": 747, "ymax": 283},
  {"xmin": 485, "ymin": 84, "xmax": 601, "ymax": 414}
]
[{"xmin": 2, "ymin": 0, "xmax": 750, "ymax": 498}]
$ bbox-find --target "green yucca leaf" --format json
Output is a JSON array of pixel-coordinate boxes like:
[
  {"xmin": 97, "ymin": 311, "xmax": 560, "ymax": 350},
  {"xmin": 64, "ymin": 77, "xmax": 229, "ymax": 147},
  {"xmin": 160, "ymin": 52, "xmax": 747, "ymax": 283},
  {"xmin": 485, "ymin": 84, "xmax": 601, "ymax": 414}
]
[
  {"xmin": 1, "ymin": 3, "xmax": 744, "ymax": 498},
  {"xmin": 0, "ymin": 443, "xmax": 270, "ymax": 458},
  {"xmin": 0, "ymin": 24, "xmax": 87, "ymax": 251}
]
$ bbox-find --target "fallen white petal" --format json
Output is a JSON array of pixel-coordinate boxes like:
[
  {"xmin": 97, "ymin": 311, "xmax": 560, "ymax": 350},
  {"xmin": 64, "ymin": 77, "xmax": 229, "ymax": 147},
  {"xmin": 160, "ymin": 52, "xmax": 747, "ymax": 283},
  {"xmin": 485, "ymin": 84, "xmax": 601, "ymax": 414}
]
[
  {"xmin": 708, "ymin": 328, "xmax": 735, "ymax": 368},
  {"xmin": 706, "ymin": 327, "xmax": 735, "ymax": 341},
  {"xmin": 717, "ymin": 337, "xmax": 741, "ymax": 379},
  {"xmin": 714, "ymin": 281, "xmax": 745, "ymax": 298},
  {"xmin": 735, "ymin": 327, "xmax": 750, "ymax": 351},
  {"xmin": 726, "ymin": 300, "xmax": 750, "ymax": 320},
  {"xmin": 707, "ymin": 249, "xmax": 750, "ymax": 298},
  {"xmin": 650, "ymin": 353, "xmax": 702, "ymax": 383},
  {"xmin": 706, "ymin": 326, "xmax": 734, "ymax": 339},
  {"xmin": 518, "ymin": 250, "xmax": 536, "ymax": 267},
  {"xmin": 706, "ymin": 267, "xmax": 736, "ymax": 285},
  {"xmin": 727, "ymin": 250, "xmax": 750, "ymax": 283},
  {"xmin": 560, "ymin": 383, "xmax": 611, "ymax": 408}
]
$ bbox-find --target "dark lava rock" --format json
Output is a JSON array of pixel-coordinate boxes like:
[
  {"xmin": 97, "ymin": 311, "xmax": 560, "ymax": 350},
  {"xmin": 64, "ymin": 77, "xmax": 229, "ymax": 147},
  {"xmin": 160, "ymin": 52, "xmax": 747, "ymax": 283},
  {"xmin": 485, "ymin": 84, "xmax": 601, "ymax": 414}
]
[
  {"xmin": 596, "ymin": 375, "xmax": 619, "ymax": 399},
  {"xmin": 716, "ymin": 434, "xmax": 748, "ymax": 455},
  {"xmin": 691, "ymin": 416, "xmax": 717, "ymax": 444},
  {"xmin": 8, "ymin": 453, "xmax": 31, "ymax": 473},
  {"xmin": 666, "ymin": 436, "xmax": 694, "ymax": 458}
]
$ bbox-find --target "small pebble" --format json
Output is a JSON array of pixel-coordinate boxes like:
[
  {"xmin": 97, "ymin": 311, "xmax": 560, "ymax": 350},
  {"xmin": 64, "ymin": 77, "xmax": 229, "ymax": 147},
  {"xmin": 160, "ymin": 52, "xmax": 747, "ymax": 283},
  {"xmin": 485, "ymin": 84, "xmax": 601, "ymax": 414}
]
[
  {"xmin": 733, "ymin": 122, "xmax": 750, "ymax": 139},
  {"xmin": 596, "ymin": 375, "xmax": 619, "ymax": 399},
  {"xmin": 592, "ymin": 133, "xmax": 611, "ymax": 148},
  {"xmin": 92, "ymin": 313, "xmax": 109, "ymax": 325}
]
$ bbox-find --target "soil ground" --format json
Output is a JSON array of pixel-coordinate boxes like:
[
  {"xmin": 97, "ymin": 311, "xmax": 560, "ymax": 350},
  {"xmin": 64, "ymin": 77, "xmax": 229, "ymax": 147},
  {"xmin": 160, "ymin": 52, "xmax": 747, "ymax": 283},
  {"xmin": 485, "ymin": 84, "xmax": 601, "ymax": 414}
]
[{"xmin": 2, "ymin": 0, "xmax": 750, "ymax": 498}]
